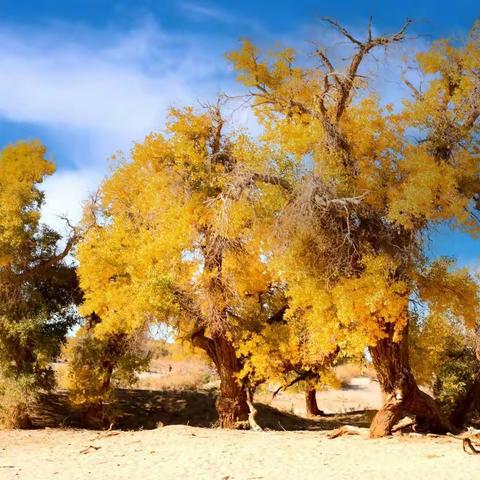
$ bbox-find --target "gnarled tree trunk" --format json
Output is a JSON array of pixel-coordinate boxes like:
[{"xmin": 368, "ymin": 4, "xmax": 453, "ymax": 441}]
[
  {"xmin": 369, "ymin": 323, "xmax": 451, "ymax": 438},
  {"xmin": 213, "ymin": 333, "xmax": 249, "ymax": 428},
  {"xmin": 192, "ymin": 328, "xmax": 248, "ymax": 428},
  {"xmin": 305, "ymin": 385, "xmax": 324, "ymax": 417}
]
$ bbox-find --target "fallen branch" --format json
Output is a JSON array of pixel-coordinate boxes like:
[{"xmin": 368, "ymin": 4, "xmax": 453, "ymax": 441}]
[
  {"xmin": 327, "ymin": 425, "xmax": 366, "ymax": 439},
  {"xmin": 447, "ymin": 427, "xmax": 480, "ymax": 454},
  {"xmin": 391, "ymin": 417, "xmax": 416, "ymax": 433},
  {"xmin": 463, "ymin": 438, "xmax": 480, "ymax": 455},
  {"xmin": 80, "ymin": 445, "xmax": 102, "ymax": 454}
]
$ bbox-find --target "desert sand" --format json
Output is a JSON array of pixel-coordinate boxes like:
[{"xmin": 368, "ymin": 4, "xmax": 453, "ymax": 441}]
[
  {"xmin": 2, "ymin": 377, "xmax": 478, "ymax": 480},
  {"xmin": 2, "ymin": 425, "xmax": 479, "ymax": 480}
]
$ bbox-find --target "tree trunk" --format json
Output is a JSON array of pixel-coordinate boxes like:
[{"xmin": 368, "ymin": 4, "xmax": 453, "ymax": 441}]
[
  {"xmin": 305, "ymin": 386, "xmax": 324, "ymax": 417},
  {"xmin": 212, "ymin": 333, "xmax": 249, "ymax": 428},
  {"xmin": 369, "ymin": 324, "xmax": 452, "ymax": 438},
  {"xmin": 192, "ymin": 328, "xmax": 248, "ymax": 428}
]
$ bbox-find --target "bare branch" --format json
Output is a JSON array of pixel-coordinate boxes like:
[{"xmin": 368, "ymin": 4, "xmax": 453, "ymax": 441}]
[
  {"xmin": 328, "ymin": 18, "xmax": 412, "ymax": 121},
  {"xmin": 250, "ymin": 173, "xmax": 293, "ymax": 193},
  {"xmin": 323, "ymin": 17, "xmax": 363, "ymax": 46},
  {"xmin": 402, "ymin": 73, "xmax": 424, "ymax": 101},
  {"xmin": 315, "ymin": 48, "xmax": 335, "ymax": 74},
  {"xmin": 19, "ymin": 222, "xmax": 80, "ymax": 279}
]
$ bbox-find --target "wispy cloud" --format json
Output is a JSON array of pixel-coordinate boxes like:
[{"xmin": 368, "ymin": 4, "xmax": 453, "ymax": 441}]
[
  {"xmin": 0, "ymin": 18, "xmax": 243, "ymax": 230},
  {"xmin": 1, "ymin": 14, "xmax": 430, "ymax": 234},
  {"xmin": 179, "ymin": 2, "xmax": 268, "ymax": 36},
  {"xmin": 180, "ymin": 2, "xmax": 232, "ymax": 22},
  {"xmin": 0, "ymin": 20, "xmax": 232, "ymax": 148}
]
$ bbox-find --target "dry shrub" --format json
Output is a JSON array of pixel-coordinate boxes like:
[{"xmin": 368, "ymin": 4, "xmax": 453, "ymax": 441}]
[
  {"xmin": 334, "ymin": 362, "xmax": 376, "ymax": 387},
  {"xmin": 137, "ymin": 357, "xmax": 217, "ymax": 391},
  {"xmin": 0, "ymin": 375, "xmax": 36, "ymax": 428}
]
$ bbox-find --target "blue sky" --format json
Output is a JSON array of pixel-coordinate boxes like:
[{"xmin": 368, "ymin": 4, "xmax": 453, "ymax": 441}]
[{"xmin": 1, "ymin": 0, "xmax": 479, "ymax": 269}]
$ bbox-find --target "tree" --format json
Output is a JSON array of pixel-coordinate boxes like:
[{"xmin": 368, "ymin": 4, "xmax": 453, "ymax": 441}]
[
  {"xmin": 410, "ymin": 309, "xmax": 480, "ymax": 426},
  {"xmin": 0, "ymin": 141, "xmax": 79, "ymax": 427},
  {"xmin": 76, "ymin": 105, "xmax": 289, "ymax": 427},
  {"xmin": 228, "ymin": 19, "xmax": 480, "ymax": 436},
  {"xmin": 237, "ymin": 304, "xmax": 343, "ymax": 417},
  {"xmin": 65, "ymin": 313, "xmax": 150, "ymax": 427}
]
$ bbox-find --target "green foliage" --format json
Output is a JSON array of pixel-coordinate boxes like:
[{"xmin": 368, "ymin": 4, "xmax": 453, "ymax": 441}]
[
  {"xmin": 0, "ymin": 374, "xmax": 36, "ymax": 428},
  {"xmin": 65, "ymin": 323, "xmax": 150, "ymax": 424},
  {"xmin": 0, "ymin": 141, "xmax": 80, "ymax": 427},
  {"xmin": 410, "ymin": 311, "xmax": 479, "ymax": 414},
  {"xmin": 433, "ymin": 341, "xmax": 478, "ymax": 413}
]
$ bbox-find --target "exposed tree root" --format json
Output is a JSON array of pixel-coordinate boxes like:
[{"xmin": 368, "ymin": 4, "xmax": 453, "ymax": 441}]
[
  {"xmin": 463, "ymin": 438, "xmax": 480, "ymax": 455},
  {"xmin": 246, "ymin": 391, "xmax": 263, "ymax": 432},
  {"xmin": 447, "ymin": 428, "xmax": 480, "ymax": 454}
]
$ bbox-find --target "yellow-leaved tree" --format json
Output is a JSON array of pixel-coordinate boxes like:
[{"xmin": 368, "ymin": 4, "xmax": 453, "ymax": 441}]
[
  {"xmin": 77, "ymin": 105, "xmax": 291, "ymax": 427},
  {"xmin": 0, "ymin": 141, "xmax": 79, "ymax": 427},
  {"xmin": 227, "ymin": 19, "xmax": 480, "ymax": 436}
]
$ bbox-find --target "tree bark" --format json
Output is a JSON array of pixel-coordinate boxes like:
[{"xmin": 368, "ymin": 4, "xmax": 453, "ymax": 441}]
[
  {"xmin": 192, "ymin": 328, "xmax": 248, "ymax": 428},
  {"xmin": 305, "ymin": 386, "xmax": 324, "ymax": 416},
  {"xmin": 369, "ymin": 323, "xmax": 452, "ymax": 438},
  {"xmin": 213, "ymin": 333, "xmax": 249, "ymax": 428}
]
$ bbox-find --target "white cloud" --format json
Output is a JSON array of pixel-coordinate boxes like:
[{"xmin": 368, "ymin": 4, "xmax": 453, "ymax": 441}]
[
  {"xmin": 180, "ymin": 2, "xmax": 233, "ymax": 22},
  {"xmin": 0, "ymin": 15, "xmax": 431, "ymax": 234},
  {"xmin": 0, "ymin": 18, "xmax": 246, "ymax": 230},
  {"xmin": 0, "ymin": 20, "xmax": 231, "ymax": 143},
  {"xmin": 179, "ymin": 2, "xmax": 267, "ymax": 35},
  {"xmin": 41, "ymin": 168, "xmax": 103, "ymax": 234}
]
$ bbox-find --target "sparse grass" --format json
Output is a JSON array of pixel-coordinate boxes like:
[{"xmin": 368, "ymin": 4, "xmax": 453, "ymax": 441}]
[
  {"xmin": 55, "ymin": 356, "xmax": 218, "ymax": 393},
  {"xmin": 135, "ymin": 357, "xmax": 217, "ymax": 391},
  {"xmin": 335, "ymin": 362, "xmax": 377, "ymax": 387}
]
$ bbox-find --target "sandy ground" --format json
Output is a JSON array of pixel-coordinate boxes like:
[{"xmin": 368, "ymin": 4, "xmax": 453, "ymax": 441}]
[
  {"xmin": 262, "ymin": 377, "xmax": 381, "ymax": 416},
  {"xmin": 5, "ymin": 377, "xmax": 477, "ymax": 479},
  {"xmin": 2, "ymin": 425, "xmax": 479, "ymax": 480}
]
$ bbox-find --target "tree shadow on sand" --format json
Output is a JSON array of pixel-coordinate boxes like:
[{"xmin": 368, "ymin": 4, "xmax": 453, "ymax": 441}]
[{"xmin": 31, "ymin": 389, "xmax": 376, "ymax": 431}]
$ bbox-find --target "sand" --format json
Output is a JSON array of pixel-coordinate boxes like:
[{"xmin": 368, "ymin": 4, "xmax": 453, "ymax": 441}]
[{"xmin": 2, "ymin": 425, "xmax": 479, "ymax": 480}]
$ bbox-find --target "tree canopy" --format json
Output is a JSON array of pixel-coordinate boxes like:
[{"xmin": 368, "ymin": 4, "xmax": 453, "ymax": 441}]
[
  {"xmin": 1, "ymin": 18, "xmax": 479, "ymax": 436},
  {"xmin": 0, "ymin": 141, "xmax": 79, "ymax": 426}
]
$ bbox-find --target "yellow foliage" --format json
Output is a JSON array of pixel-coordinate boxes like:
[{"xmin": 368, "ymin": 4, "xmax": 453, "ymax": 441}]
[
  {"xmin": 226, "ymin": 22, "xmax": 480, "ymax": 364},
  {"xmin": 333, "ymin": 255, "xmax": 409, "ymax": 343},
  {"xmin": 77, "ymin": 23, "xmax": 480, "ymax": 396},
  {"xmin": 0, "ymin": 141, "xmax": 55, "ymax": 266},
  {"xmin": 77, "ymin": 106, "xmax": 287, "ymax": 345}
]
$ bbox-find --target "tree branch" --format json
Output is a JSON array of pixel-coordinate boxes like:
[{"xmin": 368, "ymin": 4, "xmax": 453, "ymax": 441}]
[
  {"xmin": 250, "ymin": 173, "xmax": 293, "ymax": 193},
  {"xmin": 20, "ymin": 227, "xmax": 79, "ymax": 279},
  {"xmin": 324, "ymin": 17, "xmax": 412, "ymax": 121}
]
